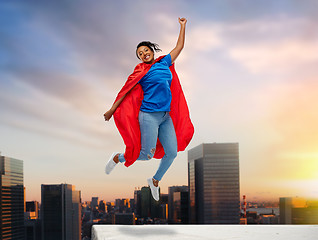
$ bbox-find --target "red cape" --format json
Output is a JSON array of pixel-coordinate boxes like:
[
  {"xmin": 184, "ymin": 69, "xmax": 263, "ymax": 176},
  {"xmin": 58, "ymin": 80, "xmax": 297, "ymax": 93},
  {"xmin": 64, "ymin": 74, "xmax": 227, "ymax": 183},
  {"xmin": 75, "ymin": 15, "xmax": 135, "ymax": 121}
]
[{"xmin": 113, "ymin": 56, "xmax": 194, "ymax": 167}]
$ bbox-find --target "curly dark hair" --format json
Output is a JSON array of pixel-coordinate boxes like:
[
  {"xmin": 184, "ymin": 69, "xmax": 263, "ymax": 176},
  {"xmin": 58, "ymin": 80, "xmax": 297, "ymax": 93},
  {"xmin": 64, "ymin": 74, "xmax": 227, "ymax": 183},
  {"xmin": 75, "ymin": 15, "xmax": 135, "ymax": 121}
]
[{"xmin": 136, "ymin": 41, "xmax": 162, "ymax": 59}]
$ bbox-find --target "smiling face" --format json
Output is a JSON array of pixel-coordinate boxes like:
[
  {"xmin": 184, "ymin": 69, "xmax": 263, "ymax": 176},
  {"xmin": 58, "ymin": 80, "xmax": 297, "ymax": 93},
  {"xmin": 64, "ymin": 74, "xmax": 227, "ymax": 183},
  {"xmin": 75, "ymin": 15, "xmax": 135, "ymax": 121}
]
[{"xmin": 137, "ymin": 46, "xmax": 155, "ymax": 64}]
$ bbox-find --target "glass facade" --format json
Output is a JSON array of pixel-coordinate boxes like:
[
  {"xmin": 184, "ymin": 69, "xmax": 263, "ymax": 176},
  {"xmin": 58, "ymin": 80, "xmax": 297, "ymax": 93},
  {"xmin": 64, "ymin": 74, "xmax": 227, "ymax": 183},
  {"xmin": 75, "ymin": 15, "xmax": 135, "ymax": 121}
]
[
  {"xmin": 188, "ymin": 160, "xmax": 196, "ymax": 223},
  {"xmin": 140, "ymin": 186, "xmax": 161, "ymax": 219},
  {"xmin": 172, "ymin": 191, "xmax": 189, "ymax": 223},
  {"xmin": 168, "ymin": 185, "xmax": 188, "ymax": 223},
  {"xmin": 0, "ymin": 155, "xmax": 25, "ymax": 240},
  {"xmin": 188, "ymin": 143, "xmax": 240, "ymax": 224},
  {"xmin": 41, "ymin": 185, "xmax": 63, "ymax": 240},
  {"xmin": 41, "ymin": 184, "xmax": 81, "ymax": 240},
  {"xmin": 134, "ymin": 189, "xmax": 142, "ymax": 217}
]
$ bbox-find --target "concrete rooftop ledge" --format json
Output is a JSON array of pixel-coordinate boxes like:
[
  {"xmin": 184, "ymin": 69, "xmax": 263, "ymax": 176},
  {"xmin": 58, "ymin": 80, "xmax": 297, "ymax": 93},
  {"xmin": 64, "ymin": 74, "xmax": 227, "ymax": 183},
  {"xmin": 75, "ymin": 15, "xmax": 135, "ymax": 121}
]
[{"xmin": 92, "ymin": 225, "xmax": 318, "ymax": 240}]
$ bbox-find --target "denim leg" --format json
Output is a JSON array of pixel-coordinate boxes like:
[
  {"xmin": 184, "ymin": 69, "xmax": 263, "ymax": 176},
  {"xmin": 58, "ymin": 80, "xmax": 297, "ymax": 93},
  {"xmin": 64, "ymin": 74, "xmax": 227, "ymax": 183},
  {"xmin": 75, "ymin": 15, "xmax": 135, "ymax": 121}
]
[
  {"xmin": 118, "ymin": 111, "xmax": 159, "ymax": 163},
  {"xmin": 153, "ymin": 113, "xmax": 177, "ymax": 181},
  {"xmin": 137, "ymin": 111, "xmax": 160, "ymax": 160},
  {"xmin": 118, "ymin": 153, "xmax": 125, "ymax": 163},
  {"xmin": 117, "ymin": 111, "xmax": 160, "ymax": 163}
]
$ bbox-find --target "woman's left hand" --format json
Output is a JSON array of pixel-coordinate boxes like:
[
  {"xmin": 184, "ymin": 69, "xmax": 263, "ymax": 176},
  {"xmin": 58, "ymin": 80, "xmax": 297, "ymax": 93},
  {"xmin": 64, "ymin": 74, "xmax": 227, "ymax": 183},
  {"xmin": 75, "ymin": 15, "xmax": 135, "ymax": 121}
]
[
  {"xmin": 178, "ymin": 17, "xmax": 187, "ymax": 26},
  {"xmin": 104, "ymin": 108, "xmax": 114, "ymax": 121}
]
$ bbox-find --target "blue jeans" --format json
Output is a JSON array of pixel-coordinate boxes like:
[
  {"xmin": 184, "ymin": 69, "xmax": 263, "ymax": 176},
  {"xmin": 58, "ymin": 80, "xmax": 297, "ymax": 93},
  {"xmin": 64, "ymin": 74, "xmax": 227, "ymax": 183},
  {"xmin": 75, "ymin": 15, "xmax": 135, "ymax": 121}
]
[{"xmin": 118, "ymin": 111, "xmax": 177, "ymax": 181}]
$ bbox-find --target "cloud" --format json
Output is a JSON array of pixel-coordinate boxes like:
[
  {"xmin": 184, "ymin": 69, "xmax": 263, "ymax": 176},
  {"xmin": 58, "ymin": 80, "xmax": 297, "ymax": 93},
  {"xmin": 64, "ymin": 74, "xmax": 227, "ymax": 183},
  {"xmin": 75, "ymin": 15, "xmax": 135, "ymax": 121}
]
[
  {"xmin": 0, "ymin": 80, "xmax": 117, "ymax": 149},
  {"xmin": 187, "ymin": 24, "xmax": 222, "ymax": 51},
  {"xmin": 228, "ymin": 39, "xmax": 318, "ymax": 74},
  {"xmin": 1, "ymin": 1, "xmax": 192, "ymax": 118},
  {"xmin": 182, "ymin": 16, "xmax": 318, "ymax": 75},
  {"xmin": 223, "ymin": 17, "xmax": 318, "ymax": 74},
  {"xmin": 1, "ymin": 1, "xmax": 139, "ymax": 120}
]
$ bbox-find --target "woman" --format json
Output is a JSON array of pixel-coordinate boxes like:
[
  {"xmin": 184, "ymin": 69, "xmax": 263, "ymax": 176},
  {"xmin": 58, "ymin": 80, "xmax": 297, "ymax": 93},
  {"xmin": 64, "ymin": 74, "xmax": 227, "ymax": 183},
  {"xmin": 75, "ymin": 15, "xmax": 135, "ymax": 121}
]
[{"xmin": 104, "ymin": 18, "xmax": 194, "ymax": 201}]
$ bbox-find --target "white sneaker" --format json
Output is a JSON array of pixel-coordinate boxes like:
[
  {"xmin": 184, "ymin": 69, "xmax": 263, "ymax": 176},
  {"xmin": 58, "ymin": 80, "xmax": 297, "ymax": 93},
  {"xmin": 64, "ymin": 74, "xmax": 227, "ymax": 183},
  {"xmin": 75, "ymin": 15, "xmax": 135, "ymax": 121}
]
[
  {"xmin": 105, "ymin": 152, "xmax": 120, "ymax": 175},
  {"xmin": 147, "ymin": 178, "xmax": 159, "ymax": 201}
]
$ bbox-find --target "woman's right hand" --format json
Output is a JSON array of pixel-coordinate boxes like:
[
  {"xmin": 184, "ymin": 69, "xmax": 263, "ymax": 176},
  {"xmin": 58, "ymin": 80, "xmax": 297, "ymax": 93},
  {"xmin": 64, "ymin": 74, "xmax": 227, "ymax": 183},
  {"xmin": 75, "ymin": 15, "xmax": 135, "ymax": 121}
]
[{"xmin": 104, "ymin": 109, "xmax": 114, "ymax": 121}]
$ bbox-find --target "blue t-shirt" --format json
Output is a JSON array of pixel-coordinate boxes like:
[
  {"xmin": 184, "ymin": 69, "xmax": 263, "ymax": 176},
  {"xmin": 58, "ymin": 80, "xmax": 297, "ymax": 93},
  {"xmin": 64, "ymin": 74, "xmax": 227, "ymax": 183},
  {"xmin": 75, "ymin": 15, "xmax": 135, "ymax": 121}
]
[{"xmin": 139, "ymin": 54, "xmax": 173, "ymax": 112}]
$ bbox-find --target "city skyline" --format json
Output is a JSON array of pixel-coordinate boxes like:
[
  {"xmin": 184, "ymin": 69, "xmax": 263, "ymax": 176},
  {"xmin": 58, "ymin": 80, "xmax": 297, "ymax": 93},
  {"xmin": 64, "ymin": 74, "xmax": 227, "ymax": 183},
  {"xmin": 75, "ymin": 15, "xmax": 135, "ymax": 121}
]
[
  {"xmin": 1, "ymin": 1, "xmax": 318, "ymax": 202},
  {"xmin": 1, "ymin": 151, "xmax": 315, "ymax": 205}
]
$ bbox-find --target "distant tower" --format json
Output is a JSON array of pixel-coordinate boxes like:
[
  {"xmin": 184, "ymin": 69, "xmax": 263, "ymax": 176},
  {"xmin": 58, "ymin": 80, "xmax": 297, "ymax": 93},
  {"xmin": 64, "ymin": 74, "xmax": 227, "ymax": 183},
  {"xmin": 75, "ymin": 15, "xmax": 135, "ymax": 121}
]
[
  {"xmin": 41, "ymin": 184, "xmax": 81, "ymax": 240},
  {"xmin": 240, "ymin": 195, "xmax": 247, "ymax": 224},
  {"xmin": 91, "ymin": 197, "xmax": 99, "ymax": 209},
  {"xmin": 0, "ymin": 154, "xmax": 25, "ymax": 240},
  {"xmin": 26, "ymin": 201, "xmax": 40, "ymax": 219},
  {"xmin": 243, "ymin": 195, "xmax": 247, "ymax": 218},
  {"xmin": 188, "ymin": 143, "xmax": 240, "ymax": 224}
]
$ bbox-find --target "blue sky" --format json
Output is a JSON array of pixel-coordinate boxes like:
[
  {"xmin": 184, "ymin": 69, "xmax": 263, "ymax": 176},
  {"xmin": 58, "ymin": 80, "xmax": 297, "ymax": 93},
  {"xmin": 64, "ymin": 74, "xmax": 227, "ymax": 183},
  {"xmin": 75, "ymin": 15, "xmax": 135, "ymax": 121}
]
[{"xmin": 1, "ymin": 0, "xmax": 318, "ymax": 202}]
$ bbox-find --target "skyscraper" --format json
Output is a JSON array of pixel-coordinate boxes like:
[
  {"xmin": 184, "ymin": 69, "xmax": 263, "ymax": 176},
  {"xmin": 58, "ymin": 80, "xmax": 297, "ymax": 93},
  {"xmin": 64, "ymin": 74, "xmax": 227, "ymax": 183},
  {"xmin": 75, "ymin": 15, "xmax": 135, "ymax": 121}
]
[
  {"xmin": 173, "ymin": 191, "xmax": 189, "ymax": 224},
  {"xmin": 188, "ymin": 143, "xmax": 240, "ymax": 224},
  {"xmin": 134, "ymin": 189, "xmax": 141, "ymax": 217},
  {"xmin": 0, "ymin": 154, "xmax": 25, "ymax": 240},
  {"xmin": 168, "ymin": 185, "xmax": 188, "ymax": 223},
  {"xmin": 41, "ymin": 184, "xmax": 81, "ymax": 240},
  {"xmin": 140, "ymin": 186, "xmax": 161, "ymax": 219}
]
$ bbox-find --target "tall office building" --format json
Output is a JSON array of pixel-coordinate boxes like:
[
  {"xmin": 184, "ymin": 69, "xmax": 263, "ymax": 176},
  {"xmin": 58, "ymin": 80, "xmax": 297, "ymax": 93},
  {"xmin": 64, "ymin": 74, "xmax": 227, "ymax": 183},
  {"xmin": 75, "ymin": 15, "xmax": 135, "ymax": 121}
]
[
  {"xmin": 188, "ymin": 143, "xmax": 240, "ymax": 224},
  {"xmin": 173, "ymin": 191, "xmax": 189, "ymax": 223},
  {"xmin": 0, "ymin": 154, "xmax": 25, "ymax": 240},
  {"xmin": 160, "ymin": 194, "xmax": 169, "ymax": 220},
  {"xmin": 25, "ymin": 200, "xmax": 41, "ymax": 240},
  {"xmin": 168, "ymin": 186, "xmax": 188, "ymax": 223},
  {"xmin": 140, "ymin": 186, "xmax": 161, "ymax": 219},
  {"xmin": 72, "ymin": 189, "xmax": 81, "ymax": 239},
  {"xmin": 41, "ymin": 184, "xmax": 81, "ymax": 240},
  {"xmin": 129, "ymin": 198, "xmax": 135, "ymax": 213},
  {"xmin": 134, "ymin": 189, "xmax": 142, "ymax": 217}
]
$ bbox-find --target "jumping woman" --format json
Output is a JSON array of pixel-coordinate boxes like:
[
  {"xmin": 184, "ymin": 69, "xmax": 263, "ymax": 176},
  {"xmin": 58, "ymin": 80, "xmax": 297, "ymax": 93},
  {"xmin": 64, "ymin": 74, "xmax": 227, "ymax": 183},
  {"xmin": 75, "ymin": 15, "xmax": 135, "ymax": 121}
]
[{"xmin": 104, "ymin": 17, "xmax": 194, "ymax": 201}]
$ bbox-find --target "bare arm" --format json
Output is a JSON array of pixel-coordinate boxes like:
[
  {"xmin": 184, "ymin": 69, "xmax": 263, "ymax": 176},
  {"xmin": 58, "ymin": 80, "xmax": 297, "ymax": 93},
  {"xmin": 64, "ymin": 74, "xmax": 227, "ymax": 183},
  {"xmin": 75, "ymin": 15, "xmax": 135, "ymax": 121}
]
[
  {"xmin": 103, "ymin": 95, "xmax": 126, "ymax": 121},
  {"xmin": 170, "ymin": 18, "xmax": 187, "ymax": 63}
]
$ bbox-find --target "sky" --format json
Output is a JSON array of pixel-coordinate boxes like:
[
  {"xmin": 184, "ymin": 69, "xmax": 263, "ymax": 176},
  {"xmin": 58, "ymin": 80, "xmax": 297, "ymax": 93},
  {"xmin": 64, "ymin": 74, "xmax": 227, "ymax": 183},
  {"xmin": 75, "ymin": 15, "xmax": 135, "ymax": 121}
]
[{"xmin": 1, "ymin": 0, "xmax": 318, "ymax": 203}]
